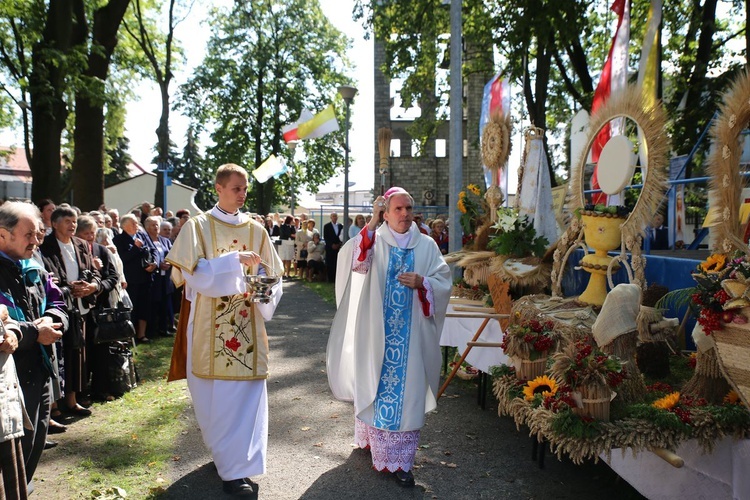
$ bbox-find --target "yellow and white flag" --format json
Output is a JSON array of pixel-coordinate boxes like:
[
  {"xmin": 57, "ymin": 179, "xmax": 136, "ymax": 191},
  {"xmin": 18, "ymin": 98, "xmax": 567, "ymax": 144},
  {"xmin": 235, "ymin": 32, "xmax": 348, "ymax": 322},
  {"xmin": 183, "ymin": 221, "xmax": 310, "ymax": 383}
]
[{"xmin": 637, "ymin": 0, "xmax": 662, "ymax": 173}]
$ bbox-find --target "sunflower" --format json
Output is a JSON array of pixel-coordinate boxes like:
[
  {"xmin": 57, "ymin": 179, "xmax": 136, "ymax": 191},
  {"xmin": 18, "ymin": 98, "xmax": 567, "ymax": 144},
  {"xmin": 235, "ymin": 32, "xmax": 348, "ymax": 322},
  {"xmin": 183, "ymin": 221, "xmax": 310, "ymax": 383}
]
[
  {"xmin": 724, "ymin": 390, "xmax": 743, "ymax": 405},
  {"xmin": 652, "ymin": 391, "xmax": 680, "ymax": 410},
  {"xmin": 700, "ymin": 253, "xmax": 727, "ymax": 273},
  {"xmin": 467, "ymin": 183, "xmax": 481, "ymax": 196},
  {"xmin": 459, "ymin": 190, "xmax": 467, "ymax": 199},
  {"xmin": 522, "ymin": 375, "xmax": 558, "ymax": 402},
  {"xmin": 457, "ymin": 199, "xmax": 467, "ymax": 214}
]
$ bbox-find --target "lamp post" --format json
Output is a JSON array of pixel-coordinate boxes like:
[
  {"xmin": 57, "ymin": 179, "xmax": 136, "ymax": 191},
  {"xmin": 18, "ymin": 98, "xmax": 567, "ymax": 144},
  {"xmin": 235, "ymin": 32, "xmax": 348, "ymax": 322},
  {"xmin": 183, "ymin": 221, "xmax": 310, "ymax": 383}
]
[
  {"xmin": 157, "ymin": 161, "xmax": 173, "ymax": 213},
  {"xmin": 287, "ymin": 140, "xmax": 298, "ymax": 215},
  {"xmin": 338, "ymin": 84, "xmax": 357, "ymax": 242}
]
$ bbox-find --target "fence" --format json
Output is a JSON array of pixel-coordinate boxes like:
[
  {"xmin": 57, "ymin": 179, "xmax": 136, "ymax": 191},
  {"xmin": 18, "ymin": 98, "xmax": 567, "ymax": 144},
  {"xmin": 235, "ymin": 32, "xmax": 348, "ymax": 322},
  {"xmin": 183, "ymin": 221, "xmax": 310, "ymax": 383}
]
[{"xmin": 304, "ymin": 204, "xmax": 450, "ymax": 235}]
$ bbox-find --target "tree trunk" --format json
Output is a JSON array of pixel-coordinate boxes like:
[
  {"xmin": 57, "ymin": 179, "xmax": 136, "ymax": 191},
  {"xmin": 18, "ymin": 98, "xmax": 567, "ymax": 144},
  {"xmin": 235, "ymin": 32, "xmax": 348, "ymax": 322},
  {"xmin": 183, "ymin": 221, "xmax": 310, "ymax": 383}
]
[
  {"xmin": 29, "ymin": 0, "xmax": 76, "ymax": 203},
  {"xmin": 153, "ymin": 81, "xmax": 170, "ymax": 210},
  {"xmin": 72, "ymin": 0, "xmax": 130, "ymax": 211}
]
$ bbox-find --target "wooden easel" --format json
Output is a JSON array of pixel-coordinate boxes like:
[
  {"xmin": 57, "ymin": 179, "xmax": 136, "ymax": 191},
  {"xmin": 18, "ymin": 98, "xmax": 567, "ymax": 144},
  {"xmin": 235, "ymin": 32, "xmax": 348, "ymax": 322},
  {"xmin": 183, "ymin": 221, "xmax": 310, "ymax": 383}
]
[{"xmin": 437, "ymin": 278, "xmax": 512, "ymax": 399}]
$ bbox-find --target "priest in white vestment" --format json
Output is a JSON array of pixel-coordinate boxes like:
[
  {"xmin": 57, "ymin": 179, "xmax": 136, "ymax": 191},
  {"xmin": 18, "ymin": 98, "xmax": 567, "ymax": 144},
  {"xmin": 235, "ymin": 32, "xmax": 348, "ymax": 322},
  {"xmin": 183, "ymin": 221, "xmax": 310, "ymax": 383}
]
[
  {"xmin": 166, "ymin": 164, "xmax": 283, "ymax": 498},
  {"xmin": 327, "ymin": 187, "xmax": 451, "ymax": 488}
]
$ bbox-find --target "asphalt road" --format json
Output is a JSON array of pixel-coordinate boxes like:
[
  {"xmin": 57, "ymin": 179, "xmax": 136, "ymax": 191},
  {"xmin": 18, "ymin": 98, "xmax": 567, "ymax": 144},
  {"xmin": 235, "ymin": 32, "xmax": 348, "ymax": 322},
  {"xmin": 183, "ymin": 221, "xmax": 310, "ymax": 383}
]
[{"xmin": 161, "ymin": 280, "xmax": 645, "ymax": 500}]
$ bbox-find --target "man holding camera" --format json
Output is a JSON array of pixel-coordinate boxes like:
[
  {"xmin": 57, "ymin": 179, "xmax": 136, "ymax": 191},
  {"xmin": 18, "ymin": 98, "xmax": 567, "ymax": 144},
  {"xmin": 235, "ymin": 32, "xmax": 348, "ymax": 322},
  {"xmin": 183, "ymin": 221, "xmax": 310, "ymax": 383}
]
[{"xmin": 0, "ymin": 201, "xmax": 68, "ymax": 489}]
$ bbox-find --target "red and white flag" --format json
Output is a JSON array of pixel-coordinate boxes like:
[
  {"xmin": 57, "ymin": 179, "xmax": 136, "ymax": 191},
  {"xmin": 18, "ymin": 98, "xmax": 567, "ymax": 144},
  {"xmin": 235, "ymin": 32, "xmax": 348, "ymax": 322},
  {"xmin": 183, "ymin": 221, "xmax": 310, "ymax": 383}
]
[{"xmin": 590, "ymin": 0, "xmax": 630, "ymax": 205}]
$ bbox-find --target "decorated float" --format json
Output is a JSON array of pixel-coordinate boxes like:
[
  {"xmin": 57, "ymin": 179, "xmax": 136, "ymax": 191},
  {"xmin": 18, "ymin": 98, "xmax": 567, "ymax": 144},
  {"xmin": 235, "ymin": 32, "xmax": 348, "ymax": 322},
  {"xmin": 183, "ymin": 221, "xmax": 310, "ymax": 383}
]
[{"xmin": 472, "ymin": 73, "xmax": 750, "ymax": 498}]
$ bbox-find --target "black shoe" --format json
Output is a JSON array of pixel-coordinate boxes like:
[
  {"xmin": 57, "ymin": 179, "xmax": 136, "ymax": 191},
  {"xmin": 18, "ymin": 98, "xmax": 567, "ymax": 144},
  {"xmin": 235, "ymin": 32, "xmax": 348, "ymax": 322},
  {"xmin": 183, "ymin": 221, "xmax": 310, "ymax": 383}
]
[
  {"xmin": 48, "ymin": 420, "xmax": 67, "ymax": 434},
  {"xmin": 392, "ymin": 469, "xmax": 415, "ymax": 488},
  {"xmin": 44, "ymin": 440, "xmax": 58, "ymax": 450},
  {"xmin": 159, "ymin": 330, "xmax": 174, "ymax": 337},
  {"xmin": 222, "ymin": 479, "xmax": 257, "ymax": 497},
  {"xmin": 135, "ymin": 336, "xmax": 151, "ymax": 344}
]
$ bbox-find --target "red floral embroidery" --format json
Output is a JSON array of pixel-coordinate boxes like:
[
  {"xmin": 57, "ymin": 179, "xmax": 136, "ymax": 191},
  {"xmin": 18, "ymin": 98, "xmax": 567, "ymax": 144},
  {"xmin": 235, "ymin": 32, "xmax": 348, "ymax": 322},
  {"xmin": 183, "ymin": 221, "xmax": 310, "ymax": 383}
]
[
  {"xmin": 225, "ymin": 337, "xmax": 241, "ymax": 351},
  {"xmin": 239, "ymin": 309, "xmax": 248, "ymax": 318}
]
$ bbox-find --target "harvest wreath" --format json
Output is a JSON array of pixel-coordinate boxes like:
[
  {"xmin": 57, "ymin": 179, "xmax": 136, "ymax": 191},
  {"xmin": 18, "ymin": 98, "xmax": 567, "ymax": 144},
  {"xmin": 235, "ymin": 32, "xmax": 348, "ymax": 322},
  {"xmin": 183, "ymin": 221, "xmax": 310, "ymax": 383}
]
[{"xmin": 491, "ymin": 360, "xmax": 750, "ymax": 465}]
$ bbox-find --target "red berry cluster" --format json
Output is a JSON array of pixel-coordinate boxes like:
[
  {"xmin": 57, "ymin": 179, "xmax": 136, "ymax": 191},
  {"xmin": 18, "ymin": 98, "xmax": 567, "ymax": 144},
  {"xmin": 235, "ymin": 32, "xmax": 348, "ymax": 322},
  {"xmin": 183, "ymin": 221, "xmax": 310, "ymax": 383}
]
[
  {"xmin": 528, "ymin": 319, "xmax": 543, "ymax": 332},
  {"xmin": 606, "ymin": 367, "xmax": 627, "ymax": 388},
  {"xmin": 574, "ymin": 342, "xmax": 593, "ymax": 364},
  {"xmin": 543, "ymin": 386, "xmax": 576, "ymax": 412},
  {"xmin": 533, "ymin": 335, "xmax": 555, "ymax": 353},
  {"xmin": 646, "ymin": 382, "xmax": 674, "ymax": 394},
  {"xmin": 714, "ymin": 289, "xmax": 730, "ymax": 304},
  {"xmin": 697, "ymin": 308, "xmax": 722, "ymax": 335},
  {"xmin": 671, "ymin": 407, "xmax": 692, "ymax": 424}
]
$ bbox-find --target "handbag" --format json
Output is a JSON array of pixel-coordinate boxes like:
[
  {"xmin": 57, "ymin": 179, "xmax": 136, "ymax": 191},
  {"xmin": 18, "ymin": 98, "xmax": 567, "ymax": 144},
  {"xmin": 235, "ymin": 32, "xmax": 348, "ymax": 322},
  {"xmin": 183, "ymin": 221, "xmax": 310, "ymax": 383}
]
[
  {"xmin": 93, "ymin": 290, "xmax": 136, "ymax": 344},
  {"xmin": 299, "ymin": 249, "xmax": 308, "ymax": 259},
  {"xmin": 141, "ymin": 251, "xmax": 156, "ymax": 270},
  {"xmin": 62, "ymin": 289, "xmax": 86, "ymax": 349},
  {"xmin": 105, "ymin": 341, "xmax": 137, "ymax": 396}
]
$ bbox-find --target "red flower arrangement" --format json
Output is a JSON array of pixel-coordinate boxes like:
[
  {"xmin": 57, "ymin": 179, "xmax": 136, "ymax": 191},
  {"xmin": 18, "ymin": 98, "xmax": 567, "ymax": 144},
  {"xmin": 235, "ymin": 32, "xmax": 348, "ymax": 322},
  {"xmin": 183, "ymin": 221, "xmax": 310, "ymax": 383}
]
[
  {"xmin": 501, "ymin": 319, "xmax": 559, "ymax": 361},
  {"xmin": 550, "ymin": 341, "xmax": 628, "ymax": 391}
]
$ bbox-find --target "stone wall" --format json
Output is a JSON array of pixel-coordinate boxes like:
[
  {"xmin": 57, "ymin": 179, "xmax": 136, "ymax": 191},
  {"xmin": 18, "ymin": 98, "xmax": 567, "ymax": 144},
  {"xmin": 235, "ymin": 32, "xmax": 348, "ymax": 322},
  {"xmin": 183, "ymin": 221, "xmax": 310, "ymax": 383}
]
[{"xmin": 372, "ymin": 36, "xmax": 487, "ymax": 209}]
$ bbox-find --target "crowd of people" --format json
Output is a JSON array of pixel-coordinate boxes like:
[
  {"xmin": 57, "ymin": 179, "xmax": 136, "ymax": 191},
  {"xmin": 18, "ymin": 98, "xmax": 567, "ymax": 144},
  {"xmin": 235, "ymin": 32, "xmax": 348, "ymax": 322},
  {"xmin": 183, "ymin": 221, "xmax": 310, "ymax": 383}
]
[
  {"xmin": 0, "ymin": 182, "xmax": 452, "ymax": 497},
  {"xmin": 0, "ymin": 197, "xmax": 199, "ymax": 497},
  {"xmin": 256, "ymin": 210, "xmax": 450, "ymax": 282}
]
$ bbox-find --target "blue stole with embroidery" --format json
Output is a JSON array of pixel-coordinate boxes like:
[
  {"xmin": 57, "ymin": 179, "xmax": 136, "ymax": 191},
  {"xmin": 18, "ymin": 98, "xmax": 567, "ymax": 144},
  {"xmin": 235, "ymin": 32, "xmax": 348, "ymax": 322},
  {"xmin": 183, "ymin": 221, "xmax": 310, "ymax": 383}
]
[{"xmin": 372, "ymin": 246, "xmax": 414, "ymax": 430}]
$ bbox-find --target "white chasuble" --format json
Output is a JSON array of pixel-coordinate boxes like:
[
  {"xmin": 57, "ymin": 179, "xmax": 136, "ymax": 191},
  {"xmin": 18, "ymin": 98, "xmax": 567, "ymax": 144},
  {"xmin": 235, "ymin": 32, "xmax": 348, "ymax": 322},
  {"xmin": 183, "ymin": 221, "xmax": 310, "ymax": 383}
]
[
  {"xmin": 167, "ymin": 212, "xmax": 283, "ymax": 380},
  {"xmin": 327, "ymin": 222, "xmax": 452, "ymax": 432}
]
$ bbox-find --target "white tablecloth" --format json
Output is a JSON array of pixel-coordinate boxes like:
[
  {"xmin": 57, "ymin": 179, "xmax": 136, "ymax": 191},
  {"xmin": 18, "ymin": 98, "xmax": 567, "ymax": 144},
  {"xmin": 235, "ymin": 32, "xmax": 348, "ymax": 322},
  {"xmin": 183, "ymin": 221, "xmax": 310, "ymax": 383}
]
[
  {"xmin": 440, "ymin": 304, "xmax": 508, "ymax": 372},
  {"xmin": 603, "ymin": 438, "xmax": 750, "ymax": 500}
]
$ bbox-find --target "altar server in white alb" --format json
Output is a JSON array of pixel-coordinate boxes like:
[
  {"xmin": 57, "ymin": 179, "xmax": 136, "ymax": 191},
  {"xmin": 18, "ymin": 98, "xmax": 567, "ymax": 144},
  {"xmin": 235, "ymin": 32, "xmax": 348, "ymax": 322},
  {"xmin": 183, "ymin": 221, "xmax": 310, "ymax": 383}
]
[
  {"xmin": 166, "ymin": 163, "xmax": 282, "ymax": 498},
  {"xmin": 327, "ymin": 187, "xmax": 451, "ymax": 487}
]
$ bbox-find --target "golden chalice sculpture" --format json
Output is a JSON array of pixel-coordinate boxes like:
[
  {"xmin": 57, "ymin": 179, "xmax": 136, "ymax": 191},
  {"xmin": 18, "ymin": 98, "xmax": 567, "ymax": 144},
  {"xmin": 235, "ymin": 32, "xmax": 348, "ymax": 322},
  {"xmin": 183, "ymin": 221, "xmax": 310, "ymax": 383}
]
[{"xmin": 578, "ymin": 210, "xmax": 627, "ymax": 306}]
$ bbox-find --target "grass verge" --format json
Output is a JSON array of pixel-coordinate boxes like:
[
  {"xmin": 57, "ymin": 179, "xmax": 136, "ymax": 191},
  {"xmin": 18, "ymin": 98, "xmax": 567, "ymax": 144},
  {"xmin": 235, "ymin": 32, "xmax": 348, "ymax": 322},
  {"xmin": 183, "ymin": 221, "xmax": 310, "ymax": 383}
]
[
  {"xmin": 301, "ymin": 280, "xmax": 335, "ymax": 304},
  {"xmin": 39, "ymin": 338, "xmax": 190, "ymax": 499}
]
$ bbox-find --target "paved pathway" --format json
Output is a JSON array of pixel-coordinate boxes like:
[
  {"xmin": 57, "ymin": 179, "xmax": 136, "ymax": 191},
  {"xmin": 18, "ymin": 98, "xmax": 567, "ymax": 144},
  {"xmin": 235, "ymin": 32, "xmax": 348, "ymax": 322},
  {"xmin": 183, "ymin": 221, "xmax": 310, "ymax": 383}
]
[{"xmin": 162, "ymin": 281, "xmax": 644, "ymax": 499}]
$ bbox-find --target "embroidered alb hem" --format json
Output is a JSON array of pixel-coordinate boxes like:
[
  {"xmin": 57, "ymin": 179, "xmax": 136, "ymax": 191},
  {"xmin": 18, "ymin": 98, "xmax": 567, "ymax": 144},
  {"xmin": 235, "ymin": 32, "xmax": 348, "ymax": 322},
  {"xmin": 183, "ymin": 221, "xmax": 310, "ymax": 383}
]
[{"xmin": 354, "ymin": 418, "xmax": 420, "ymax": 472}]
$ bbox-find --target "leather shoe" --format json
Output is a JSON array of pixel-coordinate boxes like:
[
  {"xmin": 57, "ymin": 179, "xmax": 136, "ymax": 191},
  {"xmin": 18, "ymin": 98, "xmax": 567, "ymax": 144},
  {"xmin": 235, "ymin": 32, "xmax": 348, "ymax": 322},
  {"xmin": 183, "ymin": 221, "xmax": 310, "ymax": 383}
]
[
  {"xmin": 222, "ymin": 479, "xmax": 257, "ymax": 497},
  {"xmin": 158, "ymin": 330, "xmax": 174, "ymax": 337},
  {"xmin": 48, "ymin": 419, "xmax": 67, "ymax": 434},
  {"xmin": 392, "ymin": 469, "xmax": 415, "ymax": 488},
  {"xmin": 44, "ymin": 440, "xmax": 58, "ymax": 450},
  {"xmin": 222, "ymin": 479, "xmax": 258, "ymax": 498},
  {"xmin": 64, "ymin": 404, "xmax": 92, "ymax": 417},
  {"xmin": 135, "ymin": 336, "xmax": 151, "ymax": 344}
]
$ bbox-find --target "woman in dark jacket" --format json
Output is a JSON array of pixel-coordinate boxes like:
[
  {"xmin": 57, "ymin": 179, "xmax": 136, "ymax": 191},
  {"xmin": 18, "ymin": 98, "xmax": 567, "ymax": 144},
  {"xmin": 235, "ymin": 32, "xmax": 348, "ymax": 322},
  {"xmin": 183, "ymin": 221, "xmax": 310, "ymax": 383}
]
[
  {"xmin": 38, "ymin": 207, "xmax": 103, "ymax": 416},
  {"xmin": 76, "ymin": 216, "xmax": 120, "ymax": 401},
  {"xmin": 113, "ymin": 214, "xmax": 157, "ymax": 343}
]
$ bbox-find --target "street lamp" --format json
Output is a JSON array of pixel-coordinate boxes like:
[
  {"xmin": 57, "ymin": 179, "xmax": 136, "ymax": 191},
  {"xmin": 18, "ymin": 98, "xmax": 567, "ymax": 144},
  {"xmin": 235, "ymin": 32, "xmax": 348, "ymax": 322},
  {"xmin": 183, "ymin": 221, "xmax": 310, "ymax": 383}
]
[
  {"xmin": 287, "ymin": 140, "xmax": 298, "ymax": 216},
  {"xmin": 338, "ymin": 84, "xmax": 357, "ymax": 242}
]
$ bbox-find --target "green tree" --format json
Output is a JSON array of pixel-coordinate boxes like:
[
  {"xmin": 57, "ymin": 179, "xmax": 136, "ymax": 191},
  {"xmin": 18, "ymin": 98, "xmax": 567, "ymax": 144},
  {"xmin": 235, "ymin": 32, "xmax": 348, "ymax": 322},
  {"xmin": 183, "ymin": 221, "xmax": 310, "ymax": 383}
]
[
  {"xmin": 105, "ymin": 135, "xmax": 133, "ymax": 186},
  {"xmin": 174, "ymin": 125, "xmax": 212, "ymax": 210},
  {"xmin": 123, "ymin": 0, "xmax": 189, "ymax": 210},
  {"xmin": 178, "ymin": 0, "xmax": 352, "ymax": 215},
  {"xmin": 356, "ymin": 0, "xmax": 746, "ymax": 185}
]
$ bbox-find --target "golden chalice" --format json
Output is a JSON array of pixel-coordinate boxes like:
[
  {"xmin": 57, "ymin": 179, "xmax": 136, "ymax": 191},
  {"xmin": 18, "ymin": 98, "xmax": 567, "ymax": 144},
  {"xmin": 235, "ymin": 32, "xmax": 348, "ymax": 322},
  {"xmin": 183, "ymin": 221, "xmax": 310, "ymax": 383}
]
[{"xmin": 577, "ymin": 212, "xmax": 625, "ymax": 306}]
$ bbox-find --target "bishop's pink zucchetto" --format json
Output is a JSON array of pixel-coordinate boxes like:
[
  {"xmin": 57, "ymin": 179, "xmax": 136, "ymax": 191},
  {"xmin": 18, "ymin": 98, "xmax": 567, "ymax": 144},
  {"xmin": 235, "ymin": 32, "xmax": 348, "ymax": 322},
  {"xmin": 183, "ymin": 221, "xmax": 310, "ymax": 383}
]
[{"xmin": 383, "ymin": 187, "xmax": 409, "ymax": 200}]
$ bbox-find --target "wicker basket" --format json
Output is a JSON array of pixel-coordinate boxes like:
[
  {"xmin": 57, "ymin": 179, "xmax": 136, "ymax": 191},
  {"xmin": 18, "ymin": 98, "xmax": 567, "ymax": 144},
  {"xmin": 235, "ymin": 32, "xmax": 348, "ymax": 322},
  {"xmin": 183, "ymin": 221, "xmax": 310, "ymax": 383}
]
[
  {"xmin": 712, "ymin": 323, "xmax": 750, "ymax": 411},
  {"xmin": 516, "ymin": 355, "xmax": 548, "ymax": 381},
  {"xmin": 577, "ymin": 384, "xmax": 612, "ymax": 422}
]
